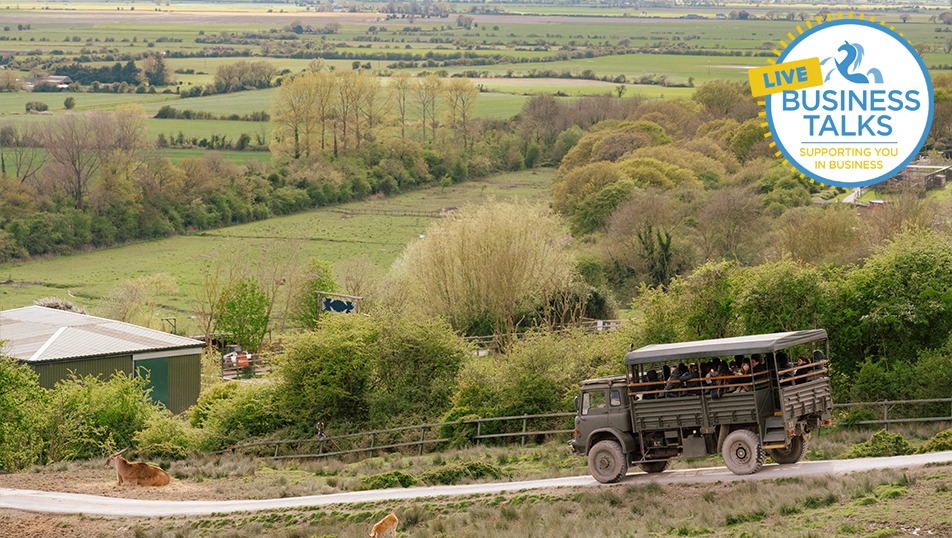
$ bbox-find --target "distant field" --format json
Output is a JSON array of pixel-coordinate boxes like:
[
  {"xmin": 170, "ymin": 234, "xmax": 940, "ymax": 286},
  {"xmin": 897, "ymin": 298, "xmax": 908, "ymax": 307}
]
[
  {"xmin": 158, "ymin": 148, "xmax": 271, "ymax": 164},
  {"xmin": 0, "ymin": 168, "xmax": 555, "ymax": 329}
]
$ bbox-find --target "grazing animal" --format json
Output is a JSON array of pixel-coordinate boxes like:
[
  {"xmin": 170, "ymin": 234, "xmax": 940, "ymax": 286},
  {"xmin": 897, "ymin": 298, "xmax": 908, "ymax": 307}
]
[
  {"xmin": 368, "ymin": 512, "xmax": 399, "ymax": 538},
  {"xmin": 105, "ymin": 449, "xmax": 171, "ymax": 487}
]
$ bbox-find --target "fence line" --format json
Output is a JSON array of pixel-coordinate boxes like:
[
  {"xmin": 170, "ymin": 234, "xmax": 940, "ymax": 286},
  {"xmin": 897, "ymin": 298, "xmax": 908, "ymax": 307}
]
[
  {"xmin": 326, "ymin": 208, "xmax": 445, "ymax": 218},
  {"xmin": 463, "ymin": 319, "xmax": 626, "ymax": 349},
  {"xmin": 832, "ymin": 397, "xmax": 952, "ymax": 430},
  {"xmin": 216, "ymin": 398, "xmax": 950, "ymax": 461}
]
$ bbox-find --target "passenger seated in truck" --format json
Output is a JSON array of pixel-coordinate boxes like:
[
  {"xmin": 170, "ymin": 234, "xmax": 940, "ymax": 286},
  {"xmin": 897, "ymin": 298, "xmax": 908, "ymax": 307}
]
[
  {"xmin": 751, "ymin": 353, "xmax": 766, "ymax": 375},
  {"xmin": 684, "ymin": 363, "xmax": 701, "ymax": 396},
  {"xmin": 730, "ymin": 361, "xmax": 751, "ymax": 393},
  {"xmin": 713, "ymin": 362, "xmax": 731, "ymax": 397},
  {"xmin": 777, "ymin": 352, "xmax": 795, "ymax": 384},
  {"xmin": 663, "ymin": 363, "xmax": 689, "ymax": 396},
  {"xmin": 795, "ymin": 354, "xmax": 814, "ymax": 384},
  {"xmin": 643, "ymin": 369, "xmax": 661, "ymax": 400}
]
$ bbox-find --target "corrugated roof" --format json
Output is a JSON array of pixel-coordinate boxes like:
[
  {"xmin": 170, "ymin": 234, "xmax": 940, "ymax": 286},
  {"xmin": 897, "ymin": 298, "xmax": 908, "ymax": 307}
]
[
  {"xmin": 0, "ymin": 306, "xmax": 203, "ymax": 362},
  {"xmin": 624, "ymin": 329, "xmax": 828, "ymax": 365}
]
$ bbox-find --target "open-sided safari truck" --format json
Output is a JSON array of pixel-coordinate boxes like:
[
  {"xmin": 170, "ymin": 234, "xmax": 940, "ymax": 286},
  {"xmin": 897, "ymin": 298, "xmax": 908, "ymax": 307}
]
[{"xmin": 570, "ymin": 330, "xmax": 833, "ymax": 483}]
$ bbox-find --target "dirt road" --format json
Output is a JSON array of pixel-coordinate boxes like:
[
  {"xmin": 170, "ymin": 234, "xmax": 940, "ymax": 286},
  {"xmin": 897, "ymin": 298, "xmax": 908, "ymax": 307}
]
[{"xmin": 2, "ymin": 451, "xmax": 950, "ymax": 517}]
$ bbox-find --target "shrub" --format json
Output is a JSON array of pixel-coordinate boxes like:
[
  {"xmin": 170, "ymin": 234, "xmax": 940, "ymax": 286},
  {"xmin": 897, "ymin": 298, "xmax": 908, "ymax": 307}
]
[
  {"xmin": 274, "ymin": 315, "xmax": 378, "ymax": 431},
  {"xmin": 844, "ymin": 430, "xmax": 913, "ymax": 459},
  {"xmin": 368, "ymin": 312, "xmax": 470, "ymax": 425},
  {"xmin": 45, "ymin": 372, "xmax": 158, "ymax": 462},
  {"xmin": 918, "ymin": 428, "xmax": 952, "ymax": 453},
  {"xmin": 134, "ymin": 411, "xmax": 200, "ymax": 460},
  {"xmin": 419, "ymin": 461, "xmax": 502, "ymax": 485},
  {"xmin": 0, "ymin": 357, "xmax": 48, "ymax": 472},
  {"xmin": 193, "ymin": 382, "xmax": 281, "ymax": 450},
  {"xmin": 361, "ymin": 470, "xmax": 417, "ymax": 489}
]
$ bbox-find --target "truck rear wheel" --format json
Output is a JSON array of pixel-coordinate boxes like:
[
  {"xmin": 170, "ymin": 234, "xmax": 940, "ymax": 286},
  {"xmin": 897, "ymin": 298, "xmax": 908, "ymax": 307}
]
[
  {"xmin": 768, "ymin": 434, "xmax": 807, "ymax": 464},
  {"xmin": 638, "ymin": 460, "xmax": 670, "ymax": 474},
  {"xmin": 588, "ymin": 440, "xmax": 628, "ymax": 484},
  {"xmin": 722, "ymin": 429, "xmax": 765, "ymax": 475}
]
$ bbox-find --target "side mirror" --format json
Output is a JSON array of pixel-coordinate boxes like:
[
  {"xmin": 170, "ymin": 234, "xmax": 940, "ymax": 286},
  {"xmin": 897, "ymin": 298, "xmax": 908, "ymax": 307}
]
[{"xmin": 574, "ymin": 396, "xmax": 579, "ymax": 412}]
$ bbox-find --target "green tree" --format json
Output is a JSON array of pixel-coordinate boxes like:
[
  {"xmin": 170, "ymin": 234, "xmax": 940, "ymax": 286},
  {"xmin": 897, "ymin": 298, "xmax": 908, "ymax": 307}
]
[
  {"xmin": 63, "ymin": 96, "xmax": 75, "ymax": 110},
  {"xmin": 291, "ymin": 259, "xmax": 337, "ymax": 328},
  {"xmin": 830, "ymin": 229, "xmax": 952, "ymax": 376},
  {"xmin": 735, "ymin": 258, "xmax": 830, "ymax": 335},
  {"xmin": 215, "ymin": 277, "xmax": 271, "ymax": 352}
]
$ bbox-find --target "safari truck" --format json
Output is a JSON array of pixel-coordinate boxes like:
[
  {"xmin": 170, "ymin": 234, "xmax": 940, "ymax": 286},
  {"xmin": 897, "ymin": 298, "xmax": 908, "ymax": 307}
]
[{"xmin": 569, "ymin": 330, "xmax": 833, "ymax": 483}]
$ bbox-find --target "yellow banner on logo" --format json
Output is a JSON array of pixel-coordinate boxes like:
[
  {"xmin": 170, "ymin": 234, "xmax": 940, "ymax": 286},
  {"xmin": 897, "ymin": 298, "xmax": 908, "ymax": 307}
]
[{"xmin": 749, "ymin": 57, "xmax": 823, "ymax": 98}]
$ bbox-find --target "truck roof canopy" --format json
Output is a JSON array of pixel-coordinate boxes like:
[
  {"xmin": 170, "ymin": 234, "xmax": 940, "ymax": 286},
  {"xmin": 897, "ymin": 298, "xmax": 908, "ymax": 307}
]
[{"xmin": 624, "ymin": 329, "xmax": 827, "ymax": 366}]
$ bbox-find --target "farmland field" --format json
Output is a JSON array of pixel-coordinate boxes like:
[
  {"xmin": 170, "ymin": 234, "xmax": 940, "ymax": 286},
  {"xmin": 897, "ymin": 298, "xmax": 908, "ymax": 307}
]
[
  {"xmin": 0, "ymin": 168, "xmax": 555, "ymax": 330},
  {"xmin": 1, "ymin": 2, "xmax": 949, "ymax": 152}
]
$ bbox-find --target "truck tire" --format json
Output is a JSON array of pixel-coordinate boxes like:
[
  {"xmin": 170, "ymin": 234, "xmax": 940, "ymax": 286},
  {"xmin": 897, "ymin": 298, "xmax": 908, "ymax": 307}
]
[
  {"xmin": 768, "ymin": 434, "xmax": 807, "ymax": 464},
  {"xmin": 638, "ymin": 460, "xmax": 670, "ymax": 474},
  {"xmin": 588, "ymin": 440, "xmax": 628, "ymax": 484},
  {"xmin": 722, "ymin": 429, "xmax": 765, "ymax": 475}
]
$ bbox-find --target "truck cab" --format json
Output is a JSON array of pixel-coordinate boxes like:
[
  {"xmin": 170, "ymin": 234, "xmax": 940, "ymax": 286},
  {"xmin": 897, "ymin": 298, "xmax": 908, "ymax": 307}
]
[{"xmin": 571, "ymin": 330, "xmax": 834, "ymax": 483}]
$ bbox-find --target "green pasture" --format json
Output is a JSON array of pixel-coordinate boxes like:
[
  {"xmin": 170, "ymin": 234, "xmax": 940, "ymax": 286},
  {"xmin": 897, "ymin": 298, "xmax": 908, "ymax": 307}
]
[
  {"xmin": 146, "ymin": 117, "xmax": 270, "ymax": 143},
  {"xmin": 158, "ymin": 148, "xmax": 271, "ymax": 164},
  {"xmin": 428, "ymin": 53, "xmax": 758, "ymax": 85},
  {"xmin": 0, "ymin": 91, "xmax": 177, "ymax": 113},
  {"xmin": 0, "ymin": 168, "xmax": 555, "ymax": 325}
]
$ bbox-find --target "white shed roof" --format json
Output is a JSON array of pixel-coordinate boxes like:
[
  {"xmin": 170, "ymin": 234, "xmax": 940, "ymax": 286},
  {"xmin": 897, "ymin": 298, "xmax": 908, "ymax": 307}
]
[{"xmin": 0, "ymin": 306, "xmax": 203, "ymax": 363}]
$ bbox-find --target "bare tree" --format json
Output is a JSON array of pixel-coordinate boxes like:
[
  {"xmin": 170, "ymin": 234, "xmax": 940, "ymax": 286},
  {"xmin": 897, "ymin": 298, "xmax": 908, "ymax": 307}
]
[
  {"xmin": 414, "ymin": 75, "xmax": 442, "ymax": 145},
  {"xmin": 390, "ymin": 72, "xmax": 413, "ymax": 139},
  {"xmin": 0, "ymin": 122, "xmax": 47, "ymax": 184},
  {"xmin": 443, "ymin": 77, "xmax": 479, "ymax": 150},
  {"xmin": 334, "ymin": 70, "xmax": 361, "ymax": 154},
  {"xmin": 42, "ymin": 115, "xmax": 104, "ymax": 208},
  {"xmin": 270, "ymin": 74, "xmax": 318, "ymax": 159}
]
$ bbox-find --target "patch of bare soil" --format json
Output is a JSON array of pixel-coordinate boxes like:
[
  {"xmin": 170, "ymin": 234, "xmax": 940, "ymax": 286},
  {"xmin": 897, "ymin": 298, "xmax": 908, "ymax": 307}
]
[{"xmin": 0, "ymin": 509, "xmax": 152, "ymax": 538}]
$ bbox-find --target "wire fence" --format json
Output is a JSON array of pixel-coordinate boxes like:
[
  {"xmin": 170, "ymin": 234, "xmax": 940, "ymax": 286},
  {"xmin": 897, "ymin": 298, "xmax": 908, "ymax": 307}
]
[{"xmin": 216, "ymin": 398, "xmax": 951, "ymax": 461}]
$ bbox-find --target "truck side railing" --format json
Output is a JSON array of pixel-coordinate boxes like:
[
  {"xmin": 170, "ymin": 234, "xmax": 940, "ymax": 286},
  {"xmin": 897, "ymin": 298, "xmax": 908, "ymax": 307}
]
[{"xmin": 215, "ymin": 397, "xmax": 950, "ymax": 460}]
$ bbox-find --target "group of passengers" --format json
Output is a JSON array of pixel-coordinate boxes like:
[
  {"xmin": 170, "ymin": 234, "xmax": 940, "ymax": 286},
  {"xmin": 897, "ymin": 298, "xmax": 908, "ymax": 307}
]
[{"xmin": 638, "ymin": 350, "xmax": 821, "ymax": 399}]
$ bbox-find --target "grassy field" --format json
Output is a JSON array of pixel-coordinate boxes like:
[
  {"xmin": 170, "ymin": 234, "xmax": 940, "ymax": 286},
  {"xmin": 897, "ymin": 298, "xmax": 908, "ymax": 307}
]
[
  {"xmin": 2, "ymin": 4, "xmax": 948, "ymax": 146},
  {"xmin": 0, "ymin": 168, "xmax": 555, "ymax": 330}
]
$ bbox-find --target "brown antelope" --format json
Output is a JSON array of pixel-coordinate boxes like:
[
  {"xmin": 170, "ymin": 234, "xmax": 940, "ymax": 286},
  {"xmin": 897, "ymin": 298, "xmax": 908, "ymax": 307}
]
[
  {"xmin": 105, "ymin": 448, "xmax": 171, "ymax": 487},
  {"xmin": 368, "ymin": 512, "xmax": 398, "ymax": 538}
]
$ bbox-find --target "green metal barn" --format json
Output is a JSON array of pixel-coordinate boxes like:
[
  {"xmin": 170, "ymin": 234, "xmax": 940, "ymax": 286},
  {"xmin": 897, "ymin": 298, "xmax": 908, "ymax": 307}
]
[{"xmin": 0, "ymin": 306, "xmax": 204, "ymax": 414}]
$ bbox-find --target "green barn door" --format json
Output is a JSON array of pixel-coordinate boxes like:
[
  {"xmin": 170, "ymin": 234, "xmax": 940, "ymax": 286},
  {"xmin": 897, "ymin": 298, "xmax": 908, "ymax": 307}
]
[{"xmin": 135, "ymin": 357, "xmax": 169, "ymax": 409}]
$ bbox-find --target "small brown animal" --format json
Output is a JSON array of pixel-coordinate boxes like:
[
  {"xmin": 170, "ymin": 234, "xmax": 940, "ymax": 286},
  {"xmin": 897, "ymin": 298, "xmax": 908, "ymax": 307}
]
[
  {"xmin": 105, "ymin": 449, "xmax": 171, "ymax": 486},
  {"xmin": 368, "ymin": 512, "xmax": 398, "ymax": 538}
]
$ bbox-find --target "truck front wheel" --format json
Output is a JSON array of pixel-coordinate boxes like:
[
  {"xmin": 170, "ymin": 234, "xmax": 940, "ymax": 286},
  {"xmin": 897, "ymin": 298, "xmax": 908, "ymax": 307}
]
[
  {"xmin": 722, "ymin": 429, "xmax": 765, "ymax": 475},
  {"xmin": 768, "ymin": 434, "xmax": 808, "ymax": 464},
  {"xmin": 588, "ymin": 440, "xmax": 628, "ymax": 484}
]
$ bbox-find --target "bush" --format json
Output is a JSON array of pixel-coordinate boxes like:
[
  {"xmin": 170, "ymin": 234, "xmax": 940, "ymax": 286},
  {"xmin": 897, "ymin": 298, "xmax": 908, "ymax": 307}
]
[
  {"xmin": 843, "ymin": 430, "xmax": 913, "ymax": 459},
  {"xmin": 45, "ymin": 372, "xmax": 159, "ymax": 462},
  {"xmin": 25, "ymin": 100, "xmax": 48, "ymax": 112},
  {"xmin": 192, "ymin": 382, "xmax": 281, "ymax": 450},
  {"xmin": 419, "ymin": 461, "xmax": 502, "ymax": 485},
  {"xmin": 368, "ymin": 312, "xmax": 470, "ymax": 425},
  {"xmin": 918, "ymin": 428, "xmax": 952, "ymax": 453},
  {"xmin": 0, "ymin": 357, "xmax": 48, "ymax": 472},
  {"xmin": 134, "ymin": 411, "xmax": 200, "ymax": 460},
  {"xmin": 361, "ymin": 470, "xmax": 417, "ymax": 489},
  {"xmin": 274, "ymin": 315, "xmax": 378, "ymax": 431}
]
